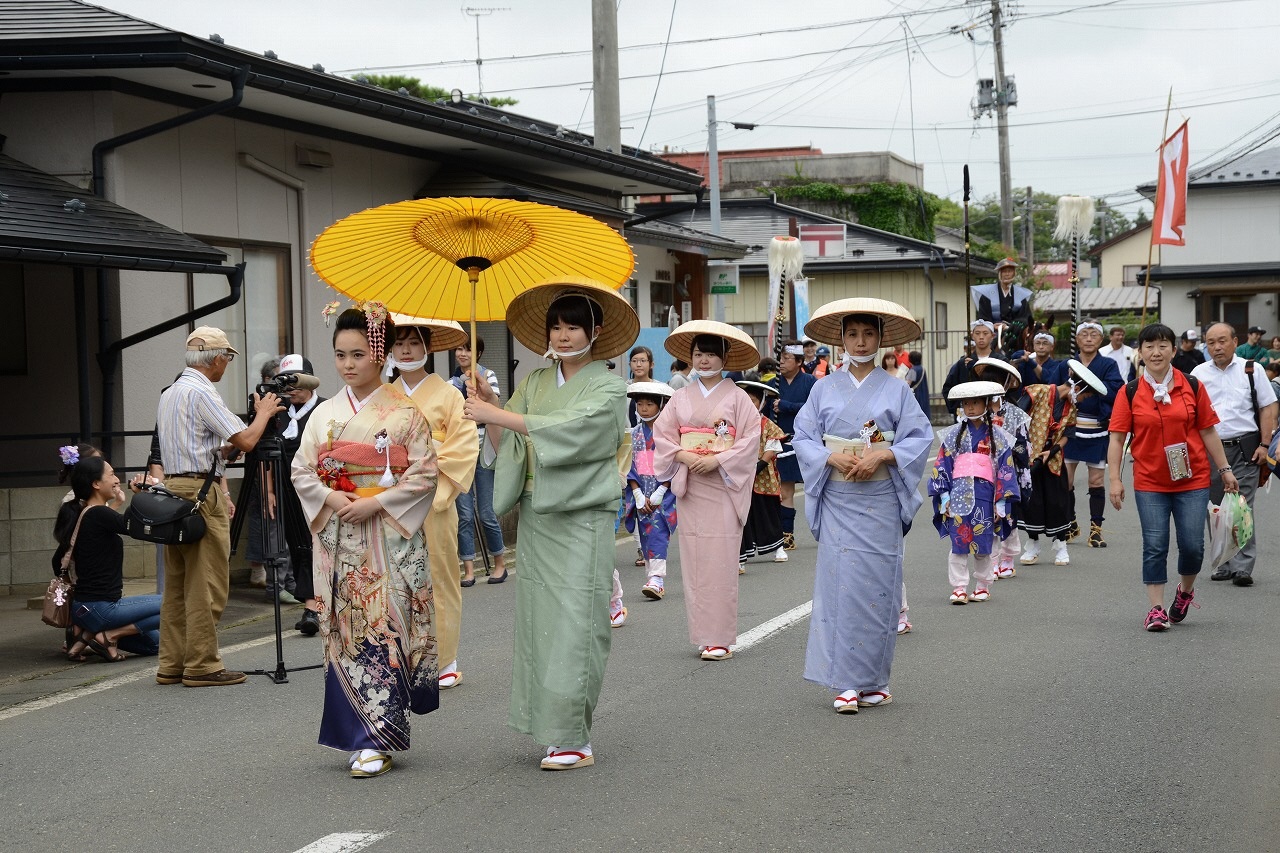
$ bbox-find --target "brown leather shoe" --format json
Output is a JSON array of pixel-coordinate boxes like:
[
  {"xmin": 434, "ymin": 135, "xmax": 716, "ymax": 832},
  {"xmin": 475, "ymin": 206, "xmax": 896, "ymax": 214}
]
[
  {"xmin": 156, "ymin": 672, "xmax": 183, "ymax": 685},
  {"xmin": 181, "ymin": 669, "xmax": 248, "ymax": 687}
]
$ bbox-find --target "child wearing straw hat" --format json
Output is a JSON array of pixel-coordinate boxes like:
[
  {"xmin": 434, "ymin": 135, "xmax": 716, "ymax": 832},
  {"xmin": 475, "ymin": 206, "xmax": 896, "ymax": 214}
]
[
  {"xmin": 791, "ymin": 298, "xmax": 934, "ymax": 713},
  {"xmin": 735, "ymin": 380, "xmax": 788, "ymax": 568},
  {"xmin": 929, "ymin": 381, "xmax": 1021, "ymax": 605},
  {"xmin": 652, "ymin": 320, "xmax": 762, "ymax": 662},
  {"xmin": 621, "ymin": 381, "xmax": 679, "ymax": 601},
  {"xmin": 974, "ymin": 357, "xmax": 1032, "ymax": 580},
  {"xmin": 388, "ymin": 314, "xmax": 477, "ymax": 690},
  {"xmin": 461, "ymin": 277, "xmax": 636, "ymax": 772}
]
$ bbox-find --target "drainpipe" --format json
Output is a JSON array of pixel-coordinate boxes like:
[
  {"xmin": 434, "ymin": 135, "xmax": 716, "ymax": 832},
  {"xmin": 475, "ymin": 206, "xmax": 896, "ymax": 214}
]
[
  {"xmin": 922, "ymin": 263, "xmax": 938, "ymax": 419},
  {"xmin": 90, "ymin": 66, "xmax": 249, "ymax": 459}
]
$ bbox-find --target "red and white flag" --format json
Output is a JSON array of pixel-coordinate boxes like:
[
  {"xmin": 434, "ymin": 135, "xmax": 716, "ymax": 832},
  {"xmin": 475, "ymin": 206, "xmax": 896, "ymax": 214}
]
[{"xmin": 1152, "ymin": 120, "xmax": 1189, "ymax": 246}]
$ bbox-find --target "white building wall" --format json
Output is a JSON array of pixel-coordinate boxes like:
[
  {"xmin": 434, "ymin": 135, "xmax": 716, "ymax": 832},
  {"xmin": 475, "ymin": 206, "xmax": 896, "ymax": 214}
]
[{"xmin": 1160, "ymin": 186, "xmax": 1280, "ymax": 266}]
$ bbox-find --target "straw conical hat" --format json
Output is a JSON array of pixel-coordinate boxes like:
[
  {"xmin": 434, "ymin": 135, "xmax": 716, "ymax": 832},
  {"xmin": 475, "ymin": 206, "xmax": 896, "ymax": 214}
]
[
  {"xmin": 804, "ymin": 297, "xmax": 921, "ymax": 348},
  {"xmin": 948, "ymin": 380, "xmax": 1007, "ymax": 402},
  {"xmin": 663, "ymin": 320, "xmax": 760, "ymax": 372},
  {"xmin": 626, "ymin": 381, "xmax": 676, "ymax": 399},
  {"xmin": 973, "ymin": 356, "xmax": 1022, "ymax": 387},
  {"xmin": 388, "ymin": 314, "xmax": 470, "ymax": 354},
  {"xmin": 736, "ymin": 380, "xmax": 778, "ymax": 398},
  {"xmin": 506, "ymin": 277, "xmax": 640, "ymax": 361}
]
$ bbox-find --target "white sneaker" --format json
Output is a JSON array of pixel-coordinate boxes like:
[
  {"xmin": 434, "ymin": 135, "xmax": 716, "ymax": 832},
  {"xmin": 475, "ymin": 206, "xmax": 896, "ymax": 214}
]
[
  {"xmin": 641, "ymin": 576, "xmax": 664, "ymax": 600},
  {"xmin": 1053, "ymin": 540, "xmax": 1070, "ymax": 565},
  {"xmin": 774, "ymin": 547, "xmax": 789, "ymax": 562},
  {"xmin": 1020, "ymin": 539, "xmax": 1041, "ymax": 564},
  {"xmin": 249, "ymin": 565, "xmax": 267, "ymax": 588},
  {"xmin": 610, "ymin": 605, "xmax": 627, "ymax": 627}
]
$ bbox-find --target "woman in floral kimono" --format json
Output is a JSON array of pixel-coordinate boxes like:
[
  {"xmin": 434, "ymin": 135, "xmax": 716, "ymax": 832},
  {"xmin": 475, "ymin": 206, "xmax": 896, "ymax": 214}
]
[
  {"xmin": 387, "ymin": 314, "xmax": 476, "ymax": 691},
  {"xmin": 652, "ymin": 321, "xmax": 761, "ymax": 662},
  {"xmin": 291, "ymin": 305, "xmax": 439, "ymax": 779},
  {"xmin": 792, "ymin": 299, "xmax": 933, "ymax": 714},
  {"xmin": 929, "ymin": 381, "xmax": 1021, "ymax": 606},
  {"xmin": 462, "ymin": 278, "xmax": 637, "ymax": 772},
  {"xmin": 974, "ymin": 357, "xmax": 1032, "ymax": 580}
]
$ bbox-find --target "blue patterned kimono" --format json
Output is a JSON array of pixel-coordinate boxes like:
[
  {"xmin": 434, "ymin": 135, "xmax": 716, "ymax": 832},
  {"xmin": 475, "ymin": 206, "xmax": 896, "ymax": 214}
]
[
  {"xmin": 793, "ymin": 367, "xmax": 933, "ymax": 693},
  {"xmin": 928, "ymin": 420, "xmax": 1020, "ymax": 556},
  {"xmin": 620, "ymin": 421, "xmax": 677, "ymax": 560}
]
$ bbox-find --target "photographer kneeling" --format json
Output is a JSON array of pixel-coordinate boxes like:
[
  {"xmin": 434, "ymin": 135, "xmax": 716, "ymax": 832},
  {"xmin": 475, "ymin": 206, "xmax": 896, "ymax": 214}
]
[
  {"xmin": 57, "ymin": 456, "xmax": 161, "ymax": 661},
  {"xmin": 152, "ymin": 327, "xmax": 283, "ymax": 687}
]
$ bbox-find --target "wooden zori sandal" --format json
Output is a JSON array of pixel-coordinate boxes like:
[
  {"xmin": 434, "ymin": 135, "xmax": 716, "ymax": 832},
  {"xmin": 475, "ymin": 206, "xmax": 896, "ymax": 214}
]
[
  {"xmin": 857, "ymin": 691, "xmax": 893, "ymax": 708},
  {"xmin": 540, "ymin": 748, "xmax": 595, "ymax": 771}
]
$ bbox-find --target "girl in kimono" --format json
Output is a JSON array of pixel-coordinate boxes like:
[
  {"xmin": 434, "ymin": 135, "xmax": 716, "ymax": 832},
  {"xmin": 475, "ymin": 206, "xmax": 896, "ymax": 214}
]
[
  {"xmin": 291, "ymin": 305, "xmax": 439, "ymax": 779},
  {"xmin": 620, "ymin": 381, "xmax": 678, "ymax": 601},
  {"xmin": 974, "ymin": 357, "xmax": 1032, "ymax": 580},
  {"xmin": 735, "ymin": 380, "xmax": 787, "ymax": 567},
  {"xmin": 793, "ymin": 298, "xmax": 933, "ymax": 714},
  {"xmin": 653, "ymin": 321, "xmax": 761, "ymax": 661},
  {"xmin": 929, "ymin": 381, "xmax": 1021, "ymax": 605},
  {"xmin": 387, "ymin": 315, "xmax": 477, "ymax": 691},
  {"xmin": 462, "ymin": 278, "xmax": 636, "ymax": 772}
]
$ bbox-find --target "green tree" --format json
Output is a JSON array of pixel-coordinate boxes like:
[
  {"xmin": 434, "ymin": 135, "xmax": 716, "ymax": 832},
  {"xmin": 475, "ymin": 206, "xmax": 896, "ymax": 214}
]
[
  {"xmin": 361, "ymin": 73, "xmax": 518, "ymax": 107},
  {"xmin": 766, "ymin": 181, "xmax": 944, "ymax": 243}
]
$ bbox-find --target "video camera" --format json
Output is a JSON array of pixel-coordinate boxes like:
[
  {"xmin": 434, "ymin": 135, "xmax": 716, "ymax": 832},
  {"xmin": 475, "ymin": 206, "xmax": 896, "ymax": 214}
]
[{"xmin": 256, "ymin": 371, "xmax": 320, "ymax": 398}]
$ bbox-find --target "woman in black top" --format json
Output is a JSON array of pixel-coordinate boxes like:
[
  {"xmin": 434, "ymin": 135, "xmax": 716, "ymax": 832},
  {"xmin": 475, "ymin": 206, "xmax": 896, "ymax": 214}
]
[{"xmin": 55, "ymin": 457, "xmax": 162, "ymax": 661}]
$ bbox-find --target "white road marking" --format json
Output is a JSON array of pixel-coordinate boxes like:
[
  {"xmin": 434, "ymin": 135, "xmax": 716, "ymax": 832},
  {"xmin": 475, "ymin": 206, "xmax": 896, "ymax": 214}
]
[
  {"xmin": 291, "ymin": 832, "xmax": 390, "ymax": 853},
  {"xmin": 0, "ymin": 632, "xmax": 296, "ymax": 722},
  {"xmin": 3, "ymin": 590, "xmax": 814, "ymax": 720},
  {"xmin": 732, "ymin": 600, "xmax": 812, "ymax": 652}
]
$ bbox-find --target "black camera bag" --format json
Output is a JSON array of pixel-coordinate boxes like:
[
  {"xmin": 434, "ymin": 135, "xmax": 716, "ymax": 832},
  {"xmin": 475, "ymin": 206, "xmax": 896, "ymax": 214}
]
[{"xmin": 125, "ymin": 466, "xmax": 218, "ymax": 545}]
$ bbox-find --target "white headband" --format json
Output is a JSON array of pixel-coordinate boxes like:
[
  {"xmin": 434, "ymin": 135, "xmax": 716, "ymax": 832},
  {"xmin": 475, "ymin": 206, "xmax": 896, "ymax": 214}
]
[
  {"xmin": 970, "ymin": 319, "xmax": 995, "ymax": 332},
  {"xmin": 1076, "ymin": 322, "xmax": 1104, "ymax": 337},
  {"xmin": 784, "ymin": 345, "xmax": 804, "ymax": 356},
  {"xmin": 1033, "ymin": 333, "xmax": 1055, "ymax": 344}
]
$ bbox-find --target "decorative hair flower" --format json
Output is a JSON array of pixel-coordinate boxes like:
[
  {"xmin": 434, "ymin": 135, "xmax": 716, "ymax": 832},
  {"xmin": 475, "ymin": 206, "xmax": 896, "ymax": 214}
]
[
  {"xmin": 58, "ymin": 445, "xmax": 79, "ymax": 466},
  {"xmin": 363, "ymin": 301, "xmax": 389, "ymax": 364},
  {"xmin": 321, "ymin": 301, "xmax": 341, "ymax": 326}
]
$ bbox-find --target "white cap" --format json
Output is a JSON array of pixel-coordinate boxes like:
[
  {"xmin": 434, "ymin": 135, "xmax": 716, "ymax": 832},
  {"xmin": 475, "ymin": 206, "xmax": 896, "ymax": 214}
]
[
  {"xmin": 948, "ymin": 380, "xmax": 1007, "ymax": 402},
  {"xmin": 280, "ymin": 353, "xmax": 306, "ymax": 373}
]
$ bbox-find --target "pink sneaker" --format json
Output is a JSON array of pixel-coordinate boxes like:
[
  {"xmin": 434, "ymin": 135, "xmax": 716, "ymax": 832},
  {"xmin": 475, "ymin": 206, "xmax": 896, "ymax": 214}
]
[{"xmin": 1144, "ymin": 605, "xmax": 1170, "ymax": 632}]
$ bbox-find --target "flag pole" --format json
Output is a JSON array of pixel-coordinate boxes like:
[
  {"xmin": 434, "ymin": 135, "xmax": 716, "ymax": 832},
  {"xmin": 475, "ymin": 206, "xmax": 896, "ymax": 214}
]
[{"xmin": 1140, "ymin": 88, "xmax": 1173, "ymax": 328}]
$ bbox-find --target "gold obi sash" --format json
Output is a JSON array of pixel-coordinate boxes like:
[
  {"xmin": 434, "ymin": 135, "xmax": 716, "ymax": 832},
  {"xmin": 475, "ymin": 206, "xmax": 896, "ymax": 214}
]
[
  {"xmin": 353, "ymin": 486, "xmax": 387, "ymax": 498},
  {"xmin": 823, "ymin": 431, "xmax": 896, "ymax": 482},
  {"xmin": 430, "ymin": 429, "xmax": 447, "ymax": 451},
  {"xmin": 679, "ymin": 424, "xmax": 736, "ymax": 454}
]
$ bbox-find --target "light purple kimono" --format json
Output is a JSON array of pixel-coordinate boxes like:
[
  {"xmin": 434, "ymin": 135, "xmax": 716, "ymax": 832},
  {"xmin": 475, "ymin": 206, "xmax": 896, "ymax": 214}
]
[{"xmin": 792, "ymin": 366, "xmax": 933, "ymax": 693}]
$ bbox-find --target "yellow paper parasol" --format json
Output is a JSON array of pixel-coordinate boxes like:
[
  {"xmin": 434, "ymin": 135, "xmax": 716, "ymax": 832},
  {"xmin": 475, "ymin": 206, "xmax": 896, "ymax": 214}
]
[{"xmin": 311, "ymin": 197, "xmax": 635, "ymax": 381}]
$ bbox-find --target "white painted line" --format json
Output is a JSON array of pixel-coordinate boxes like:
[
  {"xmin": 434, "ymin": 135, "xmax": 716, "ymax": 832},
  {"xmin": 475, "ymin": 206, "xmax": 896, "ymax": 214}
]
[
  {"xmin": 732, "ymin": 600, "xmax": 812, "ymax": 652},
  {"xmin": 0, "ymin": 631, "xmax": 302, "ymax": 723},
  {"xmin": 291, "ymin": 832, "xmax": 390, "ymax": 853}
]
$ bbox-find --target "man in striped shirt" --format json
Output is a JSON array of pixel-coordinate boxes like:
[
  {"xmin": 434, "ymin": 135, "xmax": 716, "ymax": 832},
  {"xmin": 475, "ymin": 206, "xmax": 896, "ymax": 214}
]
[{"xmin": 154, "ymin": 327, "xmax": 283, "ymax": 687}]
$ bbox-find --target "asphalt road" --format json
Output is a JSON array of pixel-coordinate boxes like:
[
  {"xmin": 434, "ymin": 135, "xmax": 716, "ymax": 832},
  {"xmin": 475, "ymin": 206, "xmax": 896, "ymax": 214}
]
[{"xmin": 2, "ymin": 472, "xmax": 1279, "ymax": 853}]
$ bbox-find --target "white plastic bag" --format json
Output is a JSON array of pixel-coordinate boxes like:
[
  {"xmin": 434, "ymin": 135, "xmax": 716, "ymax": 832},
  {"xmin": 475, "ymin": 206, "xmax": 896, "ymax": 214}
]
[{"xmin": 1206, "ymin": 494, "xmax": 1252, "ymax": 570}]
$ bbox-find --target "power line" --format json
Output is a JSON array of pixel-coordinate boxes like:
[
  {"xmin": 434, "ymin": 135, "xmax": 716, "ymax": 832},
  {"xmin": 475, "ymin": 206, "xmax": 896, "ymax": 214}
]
[{"xmin": 636, "ymin": 0, "xmax": 678, "ymax": 151}]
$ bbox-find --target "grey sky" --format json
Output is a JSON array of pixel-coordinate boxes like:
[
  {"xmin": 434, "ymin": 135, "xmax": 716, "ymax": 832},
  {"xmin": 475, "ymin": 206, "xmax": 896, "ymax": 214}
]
[{"xmin": 99, "ymin": 0, "xmax": 1278, "ymax": 217}]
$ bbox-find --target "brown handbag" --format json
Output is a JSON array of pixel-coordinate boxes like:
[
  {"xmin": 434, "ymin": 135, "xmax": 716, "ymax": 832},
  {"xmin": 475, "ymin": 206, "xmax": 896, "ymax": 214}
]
[{"xmin": 42, "ymin": 507, "xmax": 86, "ymax": 629}]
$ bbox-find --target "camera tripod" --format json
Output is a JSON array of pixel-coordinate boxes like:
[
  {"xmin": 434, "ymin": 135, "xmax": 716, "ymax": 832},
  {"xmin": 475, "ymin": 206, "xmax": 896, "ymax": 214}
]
[{"xmin": 231, "ymin": 423, "xmax": 323, "ymax": 684}]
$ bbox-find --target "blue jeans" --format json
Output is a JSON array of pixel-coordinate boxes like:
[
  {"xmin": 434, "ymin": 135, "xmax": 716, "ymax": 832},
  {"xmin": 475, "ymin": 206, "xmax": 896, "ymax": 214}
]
[
  {"xmin": 1133, "ymin": 488, "xmax": 1208, "ymax": 585},
  {"xmin": 457, "ymin": 462, "xmax": 504, "ymax": 561},
  {"xmin": 72, "ymin": 594, "xmax": 162, "ymax": 656}
]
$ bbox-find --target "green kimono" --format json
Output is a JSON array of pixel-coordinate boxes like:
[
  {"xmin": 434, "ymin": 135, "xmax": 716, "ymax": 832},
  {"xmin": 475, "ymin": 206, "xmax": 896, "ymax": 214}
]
[{"xmin": 492, "ymin": 359, "xmax": 628, "ymax": 747}]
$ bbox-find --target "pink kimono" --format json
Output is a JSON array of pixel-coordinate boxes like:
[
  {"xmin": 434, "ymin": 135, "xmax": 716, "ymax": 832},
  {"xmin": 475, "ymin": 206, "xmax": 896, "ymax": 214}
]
[{"xmin": 653, "ymin": 378, "xmax": 762, "ymax": 648}]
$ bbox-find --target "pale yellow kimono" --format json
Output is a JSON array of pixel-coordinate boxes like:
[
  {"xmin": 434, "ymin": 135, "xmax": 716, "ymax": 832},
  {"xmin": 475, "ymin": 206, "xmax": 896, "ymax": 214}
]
[
  {"xmin": 290, "ymin": 384, "xmax": 439, "ymax": 752},
  {"xmin": 401, "ymin": 374, "xmax": 477, "ymax": 669}
]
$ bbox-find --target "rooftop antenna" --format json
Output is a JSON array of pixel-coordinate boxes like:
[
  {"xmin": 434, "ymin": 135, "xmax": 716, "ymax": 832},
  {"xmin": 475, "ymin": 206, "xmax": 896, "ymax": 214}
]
[{"xmin": 462, "ymin": 6, "xmax": 509, "ymax": 98}]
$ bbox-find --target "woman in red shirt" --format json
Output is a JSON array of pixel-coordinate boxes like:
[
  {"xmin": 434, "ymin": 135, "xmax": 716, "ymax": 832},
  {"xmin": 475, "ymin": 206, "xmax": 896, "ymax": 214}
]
[{"xmin": 1107, "ymin": 324, "xmax": 1238, "ymax": 632}]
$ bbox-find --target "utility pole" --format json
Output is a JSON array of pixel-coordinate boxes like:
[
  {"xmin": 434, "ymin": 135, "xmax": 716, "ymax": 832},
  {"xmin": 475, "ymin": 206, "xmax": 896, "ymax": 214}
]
[
  {"xmin": 991, "ymin": 0, "xmax": 1014, "ymax": 249},
  {"xmin": 708, "ymin": 95, "xmax": 724, "ymax": 322},
  {"xmin": 590, "ymin": 0, "xmax": 620, "ymax": 153},
  {"xmin": 463, "ymin": 7, "xmax": 508, "ymax": 99}
]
